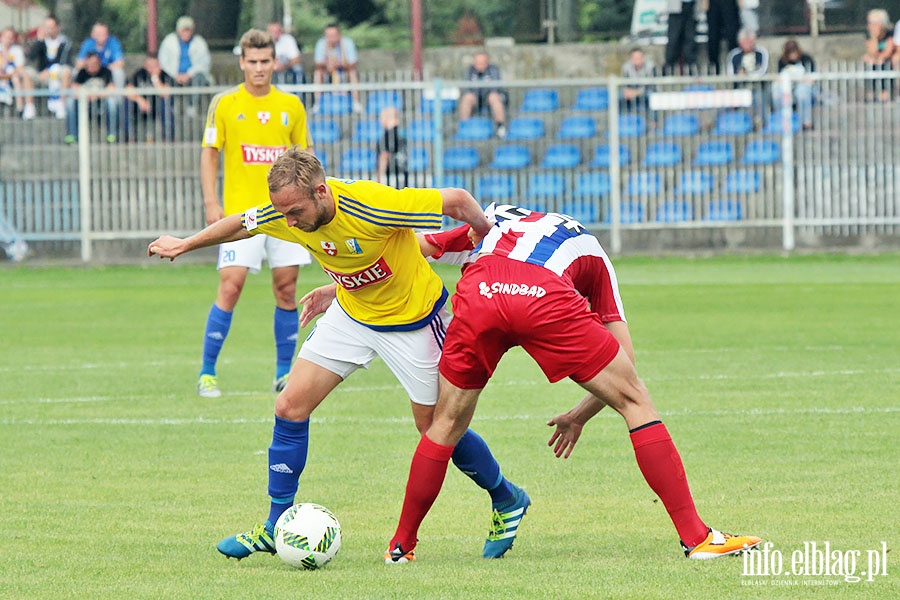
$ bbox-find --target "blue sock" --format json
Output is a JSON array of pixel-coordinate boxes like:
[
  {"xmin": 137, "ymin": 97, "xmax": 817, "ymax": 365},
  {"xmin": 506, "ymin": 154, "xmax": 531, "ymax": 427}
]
[
  {"xmin": 274, "ymin": 307, "xmax": 298, "ymax": 379},
  {"xmin": 267, "ymin": 416, "xmax": 309, "ymax": 526},
  {"xmin": 200, "ymin": 304, "xmax": 232, "ymax": 377},
  {"xmin": 452, "ymin": 429, "xmax": 515, "ymax": 507}
]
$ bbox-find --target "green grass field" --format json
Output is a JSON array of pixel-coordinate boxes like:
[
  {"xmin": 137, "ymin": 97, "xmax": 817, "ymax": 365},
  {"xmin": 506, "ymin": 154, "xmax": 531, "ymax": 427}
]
[{"xmin": 1, "ymin": 253, "xmax": 898, "ymax": 599}]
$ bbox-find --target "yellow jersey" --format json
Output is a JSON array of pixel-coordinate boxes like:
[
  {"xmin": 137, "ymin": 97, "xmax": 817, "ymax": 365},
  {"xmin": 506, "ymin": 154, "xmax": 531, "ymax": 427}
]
[
  {"xmin": 241, "ymin": 179, "xmax": 445, "ymax": 330},
  {"xmin": 203, "ymin": 84, "xmax": 310, "ymax": 215}
]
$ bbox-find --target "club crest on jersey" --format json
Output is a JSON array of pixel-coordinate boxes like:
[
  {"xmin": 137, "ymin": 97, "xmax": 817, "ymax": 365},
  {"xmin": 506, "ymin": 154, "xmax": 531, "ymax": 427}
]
[
  {"xmin": 479, "ymin": 281, "xmax": 546, "ymax": 299},
  {"xmin": 236, "ymin": 113, "xmax": 245, "ymax": 121},
  {"xmin": 345, "ymin": 238, "xmax": 362, "ymax": 254},
  {"xmin": 281, "ymin": 112, "xmax": 289, "ymax": 126},
  {"xmin": 321, "ymin": 241, "xmax": 338, "ymax": 256},
  {"xmin": 258, "ymin": 111, "xmax": 270, "ymax": 124}
]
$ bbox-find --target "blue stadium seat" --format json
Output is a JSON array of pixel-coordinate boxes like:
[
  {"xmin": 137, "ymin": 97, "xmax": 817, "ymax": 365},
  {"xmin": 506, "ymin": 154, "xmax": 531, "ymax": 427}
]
[
  {"xmin": 574, "ymin": 171, "xmax": 611, "ymax": 198},
  {"xmin": 764, "ymin": 111, "xmax": 800, "ymax": 134},
  {"xmin": 317, "ymin": 93, "xmax": 352, "ymax": 115},
  {"xmin": 605, "ymin": 201, "xmax": 645, "ymax": 223},
  {"xmin": 528, "ymin": 173, "xmax": 565, "ymax": 199},
  {"xmin": 557, "ymin": 115, "xmax": 596, "ymax": 139},
  {"xmin": 455, "ymin": 116, "xmax": 494, "ymax": 141},
  {"xmin": 573, "ymin": 87, "xmax": 609, "ymax": 111},
  {"xmin": 408, "ymin": 147, "xmax": 429, "ymax": 172},
  {"xmin": 616, "ymin": 114, "xmax": 646, "ymax": 137},
  {"xmin": 676, "ymin": 171, "xmax": 715, "ymax": 195},
  {"xmin": 714, "ymin": 111, "xmax": 753, "ymax": 135},
  {"xmin": 684, "ymin": 84, "xmax": 715, "ymax": 92},
  {"xmin": 340, "ymin": 148, "xmax": 377, "ymax": 172},
  {"xmin": 559, "ymin": 201, "xmax": 599, "ymax": 223},
  {"xmin": 644, "ymin": 141, "xmax": 682, "ymax": 167},
  {"xmin": 408, "ymin": 119, "xmax": 435, "ymax": 142},
  {"xmin": 316, "ymin": 149, "xmax": 327, "ymax": 170},
  {"xmin": 520, "ymin": 88, "xmax": 559, "ymax": 112},
  {"xmin": 591, "ymin": 144, "xmax": 631, "ymax": 167},
  {"xmin": 743, "ymin": 140, "xmax": 780, "ymax": 164},
  {"xmin": 724, "ymin": 169, "xmax": 761, "ymax": 194},
  {"xmin": 309, "ymin": 119, "xmax": 341, "ymax": 144},
  {"xmin": 707, "ymin": 199, "xmax": 744, "ymax": 221},
  {"xmin": 541, "ymin": 144, "xmax": 582, "ymax": 169},
  {"xmin": 366, "ymin": 90, "xmax": 403, "ymax": 115},
  {"xmin": 478, "ymin": 175, "xmax": 516, "ymax": 200},
  {"xmin": 489, "ymin": 145, "xmax": 531, "ymax": 169},
  {"xmin": 443, "ymin": 146, "xmax": 480, "ymax": 170},
  {"xmin": 662, "ymin": 113, "xmax": 701, "ymax": 136},
  {"xmin": 694, "ymin": 141, "xmax": 734, "ymax": 166},
  {"xmin": 420, "ymin": 97, "xmax": 456, "ymax": 114},
  {"xmin": 438, "ymin": 174, "xmax": 465, "ymax": 188},
  {"xmin": 506, "ymin": 117, "xmax": 546, "ymax": 140},
  {"xmin": 655, "ymin": 200, "xmax": 693, "ymax": 222},
  {"xmin": 353, "ymin": 119, "xmax": 382, "ymax": 143},
  {"xmin": 628, "ymin": 172, "xmax": 661, "ymax": 196}
]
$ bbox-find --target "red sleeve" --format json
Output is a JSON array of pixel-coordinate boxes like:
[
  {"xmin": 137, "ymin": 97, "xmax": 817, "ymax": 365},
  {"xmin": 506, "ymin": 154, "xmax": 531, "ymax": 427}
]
[{"xmin": 423, "ymin": 224, "xmax": 473, "ymax": 259}]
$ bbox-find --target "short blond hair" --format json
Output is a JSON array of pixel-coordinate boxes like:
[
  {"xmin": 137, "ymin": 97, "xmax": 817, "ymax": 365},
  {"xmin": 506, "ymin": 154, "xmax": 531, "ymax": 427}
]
[
  {"xmin": 239, "ymin": 28, "xmax": 275, "ymax": 58},
  {"xmin": 267, "ymin": 147, "xmax": 325, "ymax": 196}
]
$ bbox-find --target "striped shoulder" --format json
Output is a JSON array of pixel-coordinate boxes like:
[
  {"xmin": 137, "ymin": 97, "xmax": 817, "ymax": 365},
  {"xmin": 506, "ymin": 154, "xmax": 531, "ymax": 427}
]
[
  {"xmin": 256, "ymin": 204, "xmax": 285, "ymax": 225},
  {"xmin": 204, "ymin": 85, "xmax": 242, "ymax": 127},
  {"xmin": 338, "ymin": 195, "xmax": 443, "ymax": 229}
]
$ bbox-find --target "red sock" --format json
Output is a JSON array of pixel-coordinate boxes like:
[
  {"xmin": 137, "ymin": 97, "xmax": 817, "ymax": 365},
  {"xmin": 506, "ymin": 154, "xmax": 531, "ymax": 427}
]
[
  {"xmin": 390, "ymin": 434, "xmax": 455, "ymax": 551},
  {"xmin": 630, "ymin": 422, "xmax": 708, "ymax": 547}
]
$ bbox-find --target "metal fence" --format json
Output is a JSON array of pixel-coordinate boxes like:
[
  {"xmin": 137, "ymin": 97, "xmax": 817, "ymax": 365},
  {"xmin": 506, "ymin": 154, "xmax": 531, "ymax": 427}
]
[{"xmin": 1, "ymin": 67, "xmax": 899, "ymax": 262}]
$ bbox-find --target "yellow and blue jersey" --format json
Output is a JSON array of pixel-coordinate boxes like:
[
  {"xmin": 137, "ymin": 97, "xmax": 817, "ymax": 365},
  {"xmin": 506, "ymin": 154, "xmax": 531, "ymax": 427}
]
[
  {"xmin": 242, "ymin": 178, "xmax": 445, "ymax": 330},
  {"xmin": 203, "ymin": 83, "xmax": 310, "ymax": 215}
]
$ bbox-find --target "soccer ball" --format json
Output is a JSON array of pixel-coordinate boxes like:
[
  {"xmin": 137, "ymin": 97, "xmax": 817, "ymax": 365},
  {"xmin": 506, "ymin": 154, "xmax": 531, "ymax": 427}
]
[{"xmin": 274, "ymin": 503, "xmax": 342, "ymax": 570}]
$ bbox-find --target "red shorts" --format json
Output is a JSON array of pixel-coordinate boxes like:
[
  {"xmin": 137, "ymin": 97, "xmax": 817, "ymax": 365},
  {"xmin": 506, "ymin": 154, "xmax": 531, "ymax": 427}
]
[{"xmin": 440, "ymin": 256, "xmax": 621, "ymax": 389}]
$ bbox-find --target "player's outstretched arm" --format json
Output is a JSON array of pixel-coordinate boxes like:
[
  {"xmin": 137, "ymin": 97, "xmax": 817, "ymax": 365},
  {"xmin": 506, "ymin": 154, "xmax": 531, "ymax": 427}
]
[
  {"xmin": 298, "ymin": 283, "xmax": 337, "ymax": 328},
  {"xmin": 148, "ymin": 214, "xmax": 249, "ymax": 260},
  {"xmin": 438, "ymin": 188, "xmax": 492, "ymax": 241},
  {"xmin": 546, "ymin": 394, "xmax": 607, "ymax": 458}
]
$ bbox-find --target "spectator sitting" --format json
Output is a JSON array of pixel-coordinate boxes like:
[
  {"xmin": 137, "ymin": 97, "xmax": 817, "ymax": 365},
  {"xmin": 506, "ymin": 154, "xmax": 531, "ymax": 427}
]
[
  {"xmin": 376, "ymin": 106, "xmax": 408, "ymax": 189},
  {"xmin": 772, "ymin": 40, "xmax": 815, "ymax": 131},
  {"xmin": 124, "ymin": 54, "xmax": 175, "ymax": 142},
  {"xmin": 620, "ymin": 47, "xmax": 657, "ymax": 116},
  {"xmin": 25, "ymin": 16, "xmax": 74, "ymax": 119},
  {"xmin": 0, "ymin": 27, "xmax": 36, "ymax": 120},
  {"xmin": 159, "ymin": 16, "xmax": 212, "ymax": 88},
  {"xmin": 313, "ymin": 23, "xmax": 361, "ymax": 112},
  {"xmin": 64, "ymin": 51, "xmax": 118, "ymax": 144},
  {"xmin": 863, "ymin": 9, "xmax": 894, "ymax": 102},
  {"xmin": 75, "ymin": 22, "xmax": 125, "ymax": 88},
  {"xmin": 267, "ymin": 22, "xmax": 304, "ymax": 85},
  {"xmin": 726, "ymin": 28, "xmax": 769, "ymax": 117},
  {"xmin": 458, "ymin": 50, "xmax": 507, "ymax": 139}
]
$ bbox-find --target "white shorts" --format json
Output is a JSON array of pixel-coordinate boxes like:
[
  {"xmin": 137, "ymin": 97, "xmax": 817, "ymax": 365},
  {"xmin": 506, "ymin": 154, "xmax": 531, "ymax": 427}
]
[
  {"xmin": 217, "ymin": 234, "xmax": 312, "ymax": 273},
  {"xmin": 298, "ymin": 299, "xmax": 451, "ymax": 406}
]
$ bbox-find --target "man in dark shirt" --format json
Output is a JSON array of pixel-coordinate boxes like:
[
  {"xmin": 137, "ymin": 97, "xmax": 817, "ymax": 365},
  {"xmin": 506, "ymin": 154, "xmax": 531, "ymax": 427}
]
[
  {"xmin": 376, "ymin": 107, "xmax": 408, "ymax": 189},
  {"xmin": 125, "ymin": 54, "xmax": 176, "ymax": 142},
  {"xmin": 64, "ymin": 51, "xmax": 118, "ymax": 143},
  {"xmin": 458, "ymin": 51, "xmax": 507, "ymax": 138}
]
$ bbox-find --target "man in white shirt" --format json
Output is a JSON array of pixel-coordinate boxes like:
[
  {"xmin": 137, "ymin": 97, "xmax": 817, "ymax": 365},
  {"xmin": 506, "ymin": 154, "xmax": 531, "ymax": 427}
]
[{"xmin": 267, "ymin": 22, "xmax": 304, "ymax": 85}]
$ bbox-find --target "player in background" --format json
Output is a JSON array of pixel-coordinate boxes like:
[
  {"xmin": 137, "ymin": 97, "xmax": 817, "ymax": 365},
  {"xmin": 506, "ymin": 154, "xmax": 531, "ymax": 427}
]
[
  {"xmin": 148, "ymin": 149, "xmax": 527, "ymax": 561},
  {"xmin": 384, "ymin": 204, "xmax": 762, "ymax": 562},
  {"xmin": 196, "ymin": 29, "xmax": 313, "ymax": 399}
]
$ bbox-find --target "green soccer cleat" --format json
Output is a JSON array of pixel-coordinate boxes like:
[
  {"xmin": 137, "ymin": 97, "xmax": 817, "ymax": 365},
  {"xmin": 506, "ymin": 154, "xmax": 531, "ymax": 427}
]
[
  {"xmin": 483, "ymin": 484, "xmax": 531, "ymax": 559},
  {"xmin": 217, "ymin": 522, "xmax": 276, "ymax": 560},
  {"xmin": 197, "ymin": 374, "xmax": 221, "ymax": 398}
]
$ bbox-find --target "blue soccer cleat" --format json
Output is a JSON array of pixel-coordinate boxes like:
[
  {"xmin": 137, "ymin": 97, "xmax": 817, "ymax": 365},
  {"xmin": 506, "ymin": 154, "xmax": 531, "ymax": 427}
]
[
  {"xmin": 483, "ymin": 484, "xmax": 531, "ymax": 559},
  {"xmin": 217, "ymin": 521, "xmax": 276, "ymax": 560}
]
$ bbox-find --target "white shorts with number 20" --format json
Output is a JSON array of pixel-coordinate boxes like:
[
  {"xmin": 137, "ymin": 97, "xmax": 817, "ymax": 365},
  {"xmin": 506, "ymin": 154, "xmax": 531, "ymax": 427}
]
[
  {"xmin": 217, "ymin": 235, "xmax": 312, "ymax": 273},
  {"xmin": 299, "ymin": 299, "xmax": 450, "ymax": 406}
]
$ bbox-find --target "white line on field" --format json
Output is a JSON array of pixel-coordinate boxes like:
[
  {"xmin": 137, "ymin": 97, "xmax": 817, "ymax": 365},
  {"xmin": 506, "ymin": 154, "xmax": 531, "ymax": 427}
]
[{"xmin": 0, "ymin": 406, "xmax": 897, "ymax": 427}]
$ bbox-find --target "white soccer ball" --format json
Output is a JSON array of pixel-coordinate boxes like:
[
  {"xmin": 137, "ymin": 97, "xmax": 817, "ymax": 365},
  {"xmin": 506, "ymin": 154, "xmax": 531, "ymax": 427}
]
[{"xmin": 274, "ymin": 503, "xmax": 342, "ymax": 570}]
